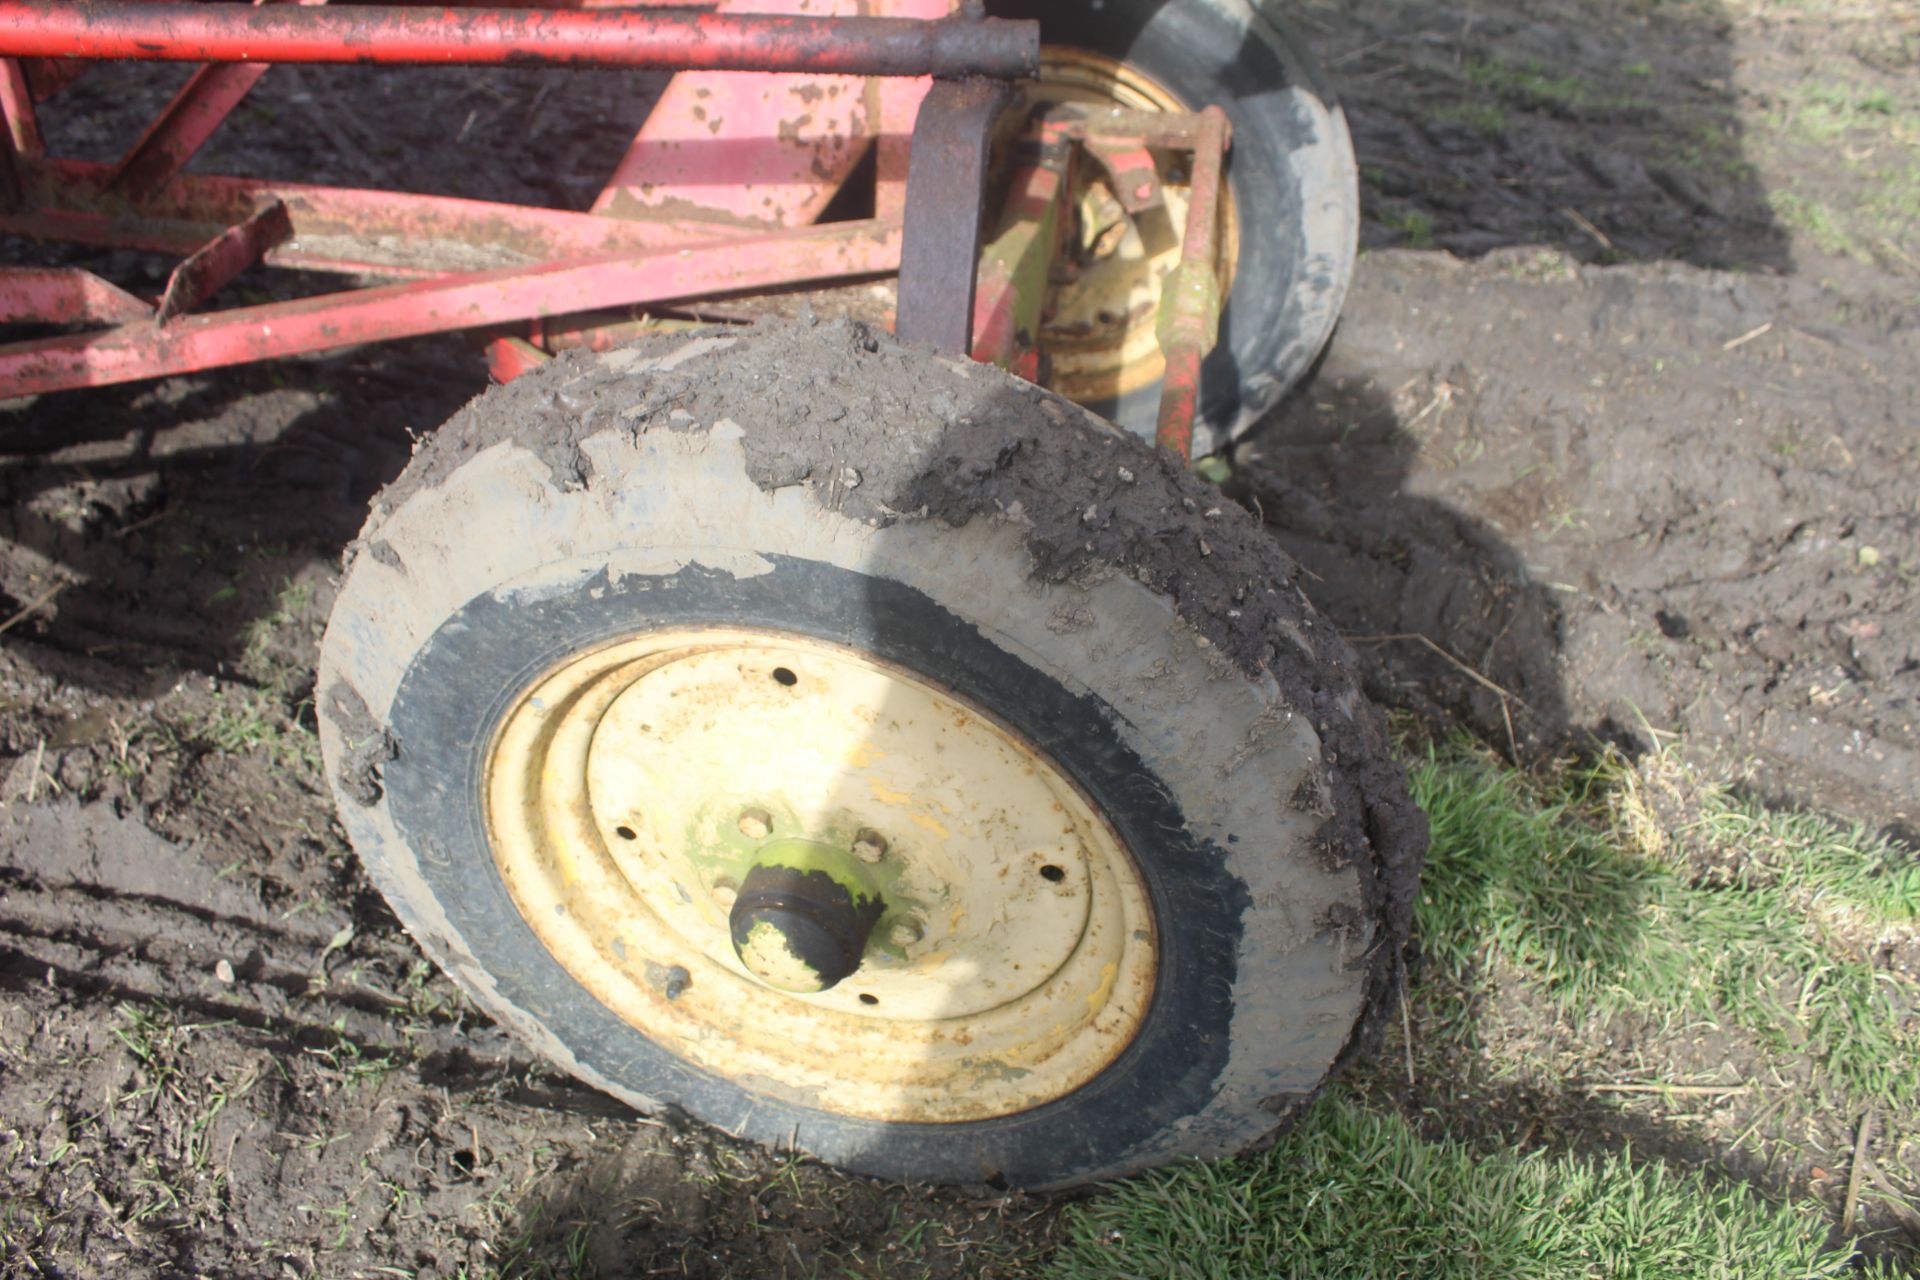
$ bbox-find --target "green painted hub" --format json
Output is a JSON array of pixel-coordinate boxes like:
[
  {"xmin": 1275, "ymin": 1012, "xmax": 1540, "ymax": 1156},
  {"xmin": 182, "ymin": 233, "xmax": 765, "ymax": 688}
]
[{"xmin": 728, "ymin": 839, "xmax": 887, "ymax": 994}]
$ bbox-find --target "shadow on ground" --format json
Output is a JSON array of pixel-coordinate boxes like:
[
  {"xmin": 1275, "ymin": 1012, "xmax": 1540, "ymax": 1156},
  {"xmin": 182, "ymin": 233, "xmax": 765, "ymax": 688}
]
[{"xmin": 1295, "ymin": 0, "xmax": 1787, "ymax": 270}]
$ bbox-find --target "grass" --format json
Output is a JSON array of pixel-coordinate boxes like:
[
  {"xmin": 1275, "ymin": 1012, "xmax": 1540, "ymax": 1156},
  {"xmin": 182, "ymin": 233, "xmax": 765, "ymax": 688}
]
[
  {"xmin": 1048, "ymin": 739, "xmax": 1920, "ymax": 1278},
  {"xmin": 1776, "ymin": 84, "xmax": 1917, "ymax": 146},
  {"xmin": 1382, "ymin": 209, "xmax": 1436, "ymax": 248},
  {"xmin": 1758, "ymin": 80, "xmax": 1920, "ymax": 267},
  {"xmin": 1460, "ymin": 57, "xmax": 1647, "ymax": 120},
  {"xmin": 193, "ymin": 684, "xmax": 322, "ymax": 775},
  {"xmin": 1415, "ymin": 742, "xmax": 1919, "ymax": 1111},
  {"xmin": 1048, "ymin": 1097, "xmax": 1879, "ymax": 1280}
]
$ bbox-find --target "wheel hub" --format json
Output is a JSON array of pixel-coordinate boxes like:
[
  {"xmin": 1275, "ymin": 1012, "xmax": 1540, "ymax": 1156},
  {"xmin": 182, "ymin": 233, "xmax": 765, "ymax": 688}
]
[
  {"xmin": 728, "ymin": 838, "xmax": 884, "ymax": 993},
  {"xmin": 484, "ymin": 627, "xmax": 1157, "ymax": 1123}
]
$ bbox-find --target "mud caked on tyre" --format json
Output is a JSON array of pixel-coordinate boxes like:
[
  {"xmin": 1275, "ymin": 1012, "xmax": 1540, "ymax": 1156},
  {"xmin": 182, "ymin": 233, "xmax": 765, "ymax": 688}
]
[{"xmin": 317, "ymin": 322, "xmax": 1422, "ymax": 1188}]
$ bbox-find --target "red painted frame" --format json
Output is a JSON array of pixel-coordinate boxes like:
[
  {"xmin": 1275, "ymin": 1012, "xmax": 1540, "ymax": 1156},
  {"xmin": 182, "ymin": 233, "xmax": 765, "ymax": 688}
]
[{"xmin": 0, "ymin": 0, "xmax": 1226, "ymax": 455}]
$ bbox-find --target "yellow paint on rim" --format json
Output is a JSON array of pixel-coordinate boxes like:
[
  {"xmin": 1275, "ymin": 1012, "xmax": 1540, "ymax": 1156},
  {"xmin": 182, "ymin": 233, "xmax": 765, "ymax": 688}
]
[
  {"xmin": 1024, "ymin": 47, "xmax": 1241, "ymax": 406},
  {"xmin": 485, "ymin": 627, "xmax": 1156, "ymax": 1123}
]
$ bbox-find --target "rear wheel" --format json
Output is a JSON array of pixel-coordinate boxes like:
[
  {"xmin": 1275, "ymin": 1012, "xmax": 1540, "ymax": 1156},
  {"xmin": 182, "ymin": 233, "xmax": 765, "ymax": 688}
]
[
  {"xmin": 317, "ymin": 321, "xmax": 1421, "ymax": 1187},
  {"xmin": 987, "ymin": 0, "xmax": 1359, "ymax": 452}
]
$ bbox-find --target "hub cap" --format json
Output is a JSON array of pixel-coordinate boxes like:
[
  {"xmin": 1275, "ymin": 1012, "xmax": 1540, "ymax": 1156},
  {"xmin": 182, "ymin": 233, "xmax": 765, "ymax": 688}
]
[{"xmin": 485, "ymin": 628, "xmax": 1156, "ymax": 1123}]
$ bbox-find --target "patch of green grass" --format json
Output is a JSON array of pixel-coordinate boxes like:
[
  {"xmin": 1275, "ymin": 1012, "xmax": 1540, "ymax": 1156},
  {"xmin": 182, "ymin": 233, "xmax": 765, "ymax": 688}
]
[
  {"xmin": 1410, "ymin": 743, "xmax": 1920, "ymax": 1107},
  {"xmin": 1432, "ymin": 100, "xmax": 1508, "ymax": 134},
  {"xmin": 1684, "ymin": 790, "xmax": 1920, "ymax": 921},
  {"xmin": 1461, "ymin": 57, "xmax": 1645, "ymax": 119},
  {"xmin": 194, "ymin": 684, "xmax": 321, "ymax": 775},
  {"xmin": 1768, "ymin": 190, "xmax": 1867, "ymax": 260},
  {"xmin": 1382, "ymin": 209, "xmax": 1435, "ymax": 248},
  {"xmin": 1047, "ymin": 1096, "xmax": 1874, "ymax": 1280},
  {"xmin": 238, "ymin": 575, "xmax": 316, "ymax": 682},
  {"xmin": 1778, "ymin": 83, "xmax": 1916, "ymax": 144},
  {"xmin": 1656, "ymin": 120, "xmax": 1757, "ymax": 183}
]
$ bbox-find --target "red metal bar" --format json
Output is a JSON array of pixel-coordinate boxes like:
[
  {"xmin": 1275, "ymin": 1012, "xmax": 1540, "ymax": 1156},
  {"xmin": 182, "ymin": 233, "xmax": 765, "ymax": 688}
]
[
  {"xmin": 0, "ymin": 57, "xmax": 41, "ymax": 156},
  {"xmin": 20, "ymin": 58, "xmax": 86, "ymax": 102},
  {"xmin": 0, "ymin": 218, "xmax": 899, "ymax": 396},
  {"xmin": 0, "ymin": 267, "xmax": 153, "ymax": 325},
  {"xmin": 484, "ymin": 335, "xmax": 552, "ymax": 382},
  {"xmin": 109, "ymin": 0, "xmax": 334, "ymax": 197},
  {"xmin": 111, "ymin": 62, "xmax": 274, "ymax": 199},
  {"xmin": 6, "ymin": 159, "xmax": 761, "ymax": 277},
  {"xmin": 370, "ymin": 0, "xmax": 711, "ymax": 8},
  {"xmin": 156, "ymin": 198, "xmax": 293, "ymax": 321},
  {"xmin": 0, "ymin": 5, "xmax": 1039, "ymax": 79},
  {"xmin": 1153, "ymin": 107, "xmax": 1230, "ymax": 459}
]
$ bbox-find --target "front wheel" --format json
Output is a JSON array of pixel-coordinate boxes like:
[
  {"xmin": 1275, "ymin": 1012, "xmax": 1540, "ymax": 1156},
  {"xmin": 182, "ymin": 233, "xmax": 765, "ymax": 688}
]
[{"xmin": 317, "ymin": 321, "xmax": 1421, "ymax": 1188}]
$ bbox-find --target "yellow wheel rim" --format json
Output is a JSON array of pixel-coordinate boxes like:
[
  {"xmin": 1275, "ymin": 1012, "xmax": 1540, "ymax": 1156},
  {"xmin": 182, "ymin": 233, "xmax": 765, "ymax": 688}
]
[
  {"xmin": 485, "ymin": 628, "xmax": 1157, "ymax": 1123},
  {"xmin": 1023, "ymin": 47, "xmax": 1241, "ymax": 406}
]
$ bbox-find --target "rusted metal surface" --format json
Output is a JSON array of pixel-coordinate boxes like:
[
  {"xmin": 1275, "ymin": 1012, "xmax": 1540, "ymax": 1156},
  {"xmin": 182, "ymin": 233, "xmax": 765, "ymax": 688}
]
[
  {"xmin": 1082, "ymin": 139, "xmax": 1161, "ymax": 215},
  {"xmin": 1152, "ymin": 106, "xmax": 1230, "ymax": 459},
  {"xmin": 0, "ymin": 57, "xmax": 41, "ymax": 156},
  {"xmin": 591, "ymin": 0, "xmax": 949, "ymax": 230},
  {"xmin": 0, "ymin": 5, "xmax": 1041, "ymax": 79},
  {"xmin": 0, "ymin": 120, "xmax": 16, "ymax": 214},
  {"xmin": 0, "ymin": 267, "xmax": 152, "ymax": 325},
  {"xmin": 0, "ymin": 218, "xmax": 899, "ymax": 396},
  {"xmin": 893, "ymin": 76, "xmax": 1010, "ymax": 355},
  {"xmin": 108, "ymin": 0, "xmax": 333, "ymax": 198},
  {"xmin": 155, "ymin": 198, "xmax": 293, "ymax": 323},
  {"xmin": 20, "ymin": 57, "xmax": 86, "ymax": 103},
  {"xmin": 483, "ymin": 334, "xmax": 552, "ymax": 383},
  {"xmin": 372, "ymin": 0, "xmax": 718, "ymax": 8},
  {"xmin": 969, "ymin": 128, "xmax": 1070, "ymax": 374},
  {"xmin": 111, "ymin": 63, "xmax": 275, "ymax": 199},
  {"xmin": 4, "ymin": 159, "xmax": 752, "ymax": 275},
  {"xmin": 0, "ymin": 0, "xmax": 1052, "ymax": 398}
]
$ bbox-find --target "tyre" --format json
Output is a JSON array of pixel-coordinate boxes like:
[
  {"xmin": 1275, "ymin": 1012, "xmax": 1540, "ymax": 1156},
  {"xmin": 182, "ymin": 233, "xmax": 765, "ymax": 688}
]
[
  {"xmin": 986, "ymin": 0, "xmax": 1359, "ymax": 453},
  {"xmin": 316, "ymin": 320, "xmax": 1421, "ymax": 1188}
]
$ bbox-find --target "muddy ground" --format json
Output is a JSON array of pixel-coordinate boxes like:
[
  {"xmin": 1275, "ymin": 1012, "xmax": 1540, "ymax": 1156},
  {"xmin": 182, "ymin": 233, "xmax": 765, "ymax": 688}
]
[{"xmin": 2, "ymin": 0, "xmax": 1917, "ymax": 1274}]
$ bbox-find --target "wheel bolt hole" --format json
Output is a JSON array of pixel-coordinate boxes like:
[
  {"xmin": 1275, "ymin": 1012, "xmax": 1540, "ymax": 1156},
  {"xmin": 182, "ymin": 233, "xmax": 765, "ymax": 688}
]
[
  {"xmin": 771, "ymin": 667, "xmax": 798, "ymax": 687},
  {"xmin": 1039, "ymin": 864, "xmax": 1066, "ymax": 883},
  {"xmin": 614, "ymin": 825, "xmax": 638, "ymax": 841},
  {"xmin": 737, "ymin": 808, "xmax": 771, "ymax": 840},
  {"xmin": 852, "ymin": 828, "xmax": 888, "ymax": 863},
  {"xmin": 858, "ymin": 993, "xmax": 878, "ymax": 1006}
]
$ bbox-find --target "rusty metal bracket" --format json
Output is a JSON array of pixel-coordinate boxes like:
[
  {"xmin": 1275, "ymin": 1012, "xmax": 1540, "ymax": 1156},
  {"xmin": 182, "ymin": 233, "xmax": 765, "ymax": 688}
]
[
  {"xmin": 1082, "ymin": 140, "xmax": 1162, "ymax": 215},
  {"xmin": 156, "ymin": 198, "xmax": 294, "ymax": 323},
  {"xmin": 0, "ymin": 57, "xmax": 41, "ymax": 157},
  {"xmin": 0, "ymin": 268, "xmax": 152, "ymax": 326},
  {"xmin": 894, "ymin": 77, "xmax": 1013, "ymax": 356},
  {"xmin": 1152, "ymin": 106, "xmax": 1230, "ymax": 458},
  {"xmin": 111, "ymin": 0, "xmax": 331, "ymax": 200},
  {"xmin": 970, "ymin": 128, "xmax": 1072, "ymax": 372}
]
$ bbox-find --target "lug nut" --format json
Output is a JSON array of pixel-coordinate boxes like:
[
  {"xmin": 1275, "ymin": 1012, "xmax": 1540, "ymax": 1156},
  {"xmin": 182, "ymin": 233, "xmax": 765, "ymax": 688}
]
[
  {"xmin": 737, "ymin": 808, "xmax": 771, "ymax": 840},
  {"xmin": 852, "ymin": 828, "xmax": 888, "ymax": 863},
  {"xmin": 888, "ymin": 917, "xmax": 923, "ymax": 948}
]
